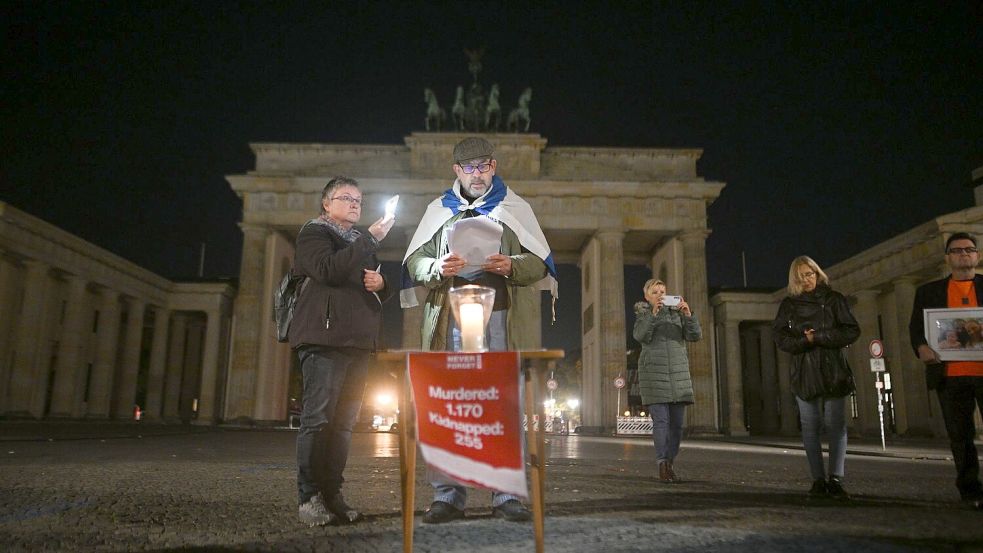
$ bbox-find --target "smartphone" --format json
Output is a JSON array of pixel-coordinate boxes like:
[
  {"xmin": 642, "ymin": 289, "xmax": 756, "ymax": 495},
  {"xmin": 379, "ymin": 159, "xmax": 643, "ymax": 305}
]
[
  {"xmin": 662, "ymin": 295, "xmax": 681, "ymax": 307},
  {"xmin": 384, "ymin": 195, "xmax": 399, "ymax": 218}
]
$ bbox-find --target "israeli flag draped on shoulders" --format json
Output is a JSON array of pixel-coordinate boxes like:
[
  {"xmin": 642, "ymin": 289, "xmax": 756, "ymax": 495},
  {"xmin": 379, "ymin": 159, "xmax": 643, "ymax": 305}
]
[{"xmin": 400, "ymin": 175, "xmax": 558, "ymax": 308}]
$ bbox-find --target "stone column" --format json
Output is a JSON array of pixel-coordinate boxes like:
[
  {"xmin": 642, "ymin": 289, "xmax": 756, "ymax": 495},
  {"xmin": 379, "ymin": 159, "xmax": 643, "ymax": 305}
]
[
  {"xmin": 49, "ymin": 275, "xmax": 89, "ymax": 418},
  {"xmin": 757, "ymin": 325, "xmax": 779, "ymax": 434},
  {"xmin": 162, "ymin": 313, "xmax": 188, "ymax": 421},
  {"xmin": 194, "ymin": 309, "xmax": 223, "ymax": 425},
  {"xmin": 114, "ymin": 297, "xmax": 146, "ymax": 419},
  {"xmin": 722, "ymin": 321, "xmax": 748, "ymax": 436},
  {"xmin": 850, "ymin": 290, "xmax": 881, "ymax": 436},
  {"xmin": 87, "ymin": 288, "xmax": 121, "ymax": 418},
  {"xmin": 0, "ymin": 252, "xmax": 18, "ymax": 414},
  {"xmin": 776, "ymin": 350, "xmax": 797, "ymax": 435},
  {"xmin": 892, "ymin": 277, "xmax": 932, "ymax": 435},
  {"xmin": 7, "ymin": 260, "xmax": 53, "ymax": 418},
  {"xmin": 143, "ymin": 307, "xmax": 171, "ymax": 420},
  {"xmin": 226, "ymin": 223, "xmax": 269, "ymax": 421},
  {"xmin": 678, "ymin": 230, "xmax": 718, "ymax": 433},
  {"xmin": 595, "ymin": 230, "xmax": 626, "ymax": 429}
]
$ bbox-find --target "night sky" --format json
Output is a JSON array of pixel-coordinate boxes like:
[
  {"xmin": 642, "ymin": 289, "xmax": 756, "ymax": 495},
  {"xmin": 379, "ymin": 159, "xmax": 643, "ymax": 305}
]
[{"xmin": 3, "ymin": 2, "xmax": 981, "ymax": 351}]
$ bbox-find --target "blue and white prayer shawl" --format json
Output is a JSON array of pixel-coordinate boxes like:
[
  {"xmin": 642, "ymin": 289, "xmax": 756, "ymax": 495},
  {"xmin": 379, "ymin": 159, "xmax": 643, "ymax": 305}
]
[{"xmin": 400, "ymin": 175, "xmax": 558, "ymax": 316}]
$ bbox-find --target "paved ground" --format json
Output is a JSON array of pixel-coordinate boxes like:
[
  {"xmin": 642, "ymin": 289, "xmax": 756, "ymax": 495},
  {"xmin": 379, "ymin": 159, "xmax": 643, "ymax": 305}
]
[{"xmin": 1, "ymin": 421, "xmax": 981, "ymax": 552}]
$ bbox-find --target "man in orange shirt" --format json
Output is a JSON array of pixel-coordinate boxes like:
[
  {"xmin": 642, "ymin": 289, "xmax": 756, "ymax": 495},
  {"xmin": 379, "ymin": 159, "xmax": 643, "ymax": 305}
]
[{"xmin": 909, "ymin": 232, "xmax": 983, "ymax": 510}]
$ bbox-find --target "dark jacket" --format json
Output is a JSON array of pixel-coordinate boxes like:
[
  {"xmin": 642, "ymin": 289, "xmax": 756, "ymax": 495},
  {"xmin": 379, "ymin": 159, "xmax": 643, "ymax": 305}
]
[
  {"xmin": 772, "ymin": 284, "xmax": 860, "ymax": 400},
  {"xmin": 288, "ymin": 219, "xmax": 393, "ymax": 350},
  {"xmin": 908, "ymin": 274, "xmax": 983, "ymax": 390}
]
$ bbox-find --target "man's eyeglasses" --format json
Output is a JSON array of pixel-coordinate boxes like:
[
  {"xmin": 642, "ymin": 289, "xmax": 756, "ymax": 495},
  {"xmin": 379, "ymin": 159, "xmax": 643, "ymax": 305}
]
[
  {"xmin": 331, "ymin": 195, "xmax": 362, "ymax": 206},
  {"xmin": 948, "ymin": 247, "xmax": 978, "ymax": 254},
  {"xmin": 458, "ymin": 162, "xmax": 492, "ymax": 174}
]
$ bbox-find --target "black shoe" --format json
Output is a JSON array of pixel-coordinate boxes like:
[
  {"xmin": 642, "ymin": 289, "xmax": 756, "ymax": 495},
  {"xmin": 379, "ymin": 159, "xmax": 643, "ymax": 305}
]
[
  {"xmin": 423, "ymin": 501, "xmax": 464, "ymax": 524},
  {"xmin": 492, "ymin": 500, "xmax": 531, "ymax": 522},
  {"xmin": 826, "ymin": 476, "xmax": 851, "ymax": 500},
  {"xmin": 324, "ymin": 494, "xmax": 361, "ymax": 523},
  {"xmin": 807, "ymin": 478, "xmax": 828, "ymax": 498}
]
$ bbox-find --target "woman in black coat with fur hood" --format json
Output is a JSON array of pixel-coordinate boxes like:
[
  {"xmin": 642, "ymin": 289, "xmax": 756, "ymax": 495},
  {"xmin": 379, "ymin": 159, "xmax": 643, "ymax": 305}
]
[{"xmin": 772, "ymin": 255, "xmax": 860, "ymax": 500}]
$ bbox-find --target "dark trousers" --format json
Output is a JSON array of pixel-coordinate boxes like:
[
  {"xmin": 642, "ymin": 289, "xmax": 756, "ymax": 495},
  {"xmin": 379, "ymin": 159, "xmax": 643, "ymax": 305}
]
[
  {"xmin": 296, "ymin": 346, "xmax": 369, "ymax": 504},
  {"xmin": 937, "ymin": 376, "xmax": 983, "ymax": 500}
]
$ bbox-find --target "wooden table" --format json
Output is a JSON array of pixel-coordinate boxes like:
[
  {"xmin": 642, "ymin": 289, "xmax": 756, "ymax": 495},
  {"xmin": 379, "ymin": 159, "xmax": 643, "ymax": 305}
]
[{"xmin": 376, "ymin": 349, "xmax": 564, "ymax": 553}]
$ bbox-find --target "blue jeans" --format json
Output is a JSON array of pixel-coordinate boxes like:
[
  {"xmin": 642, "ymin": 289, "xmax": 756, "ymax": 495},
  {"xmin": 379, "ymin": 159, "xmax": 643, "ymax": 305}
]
[
  {"xmin": 296, "ymin": 346, "xmax": 368, "ymax": 504},
  {"xmin": 795, "ymin": 395, "xmax": 847, "ymax": 481},
  {"xmin": 432, "ymin": 310, "xmax": 518, "ymax": 509},
  {"xmin": 649, "ymin": 403, "xmax": 686, "ymax": 463}
]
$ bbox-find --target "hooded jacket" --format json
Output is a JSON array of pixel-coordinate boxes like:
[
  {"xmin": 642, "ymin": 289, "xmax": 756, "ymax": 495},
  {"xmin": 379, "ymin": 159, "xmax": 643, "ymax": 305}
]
[{"xmin": 772, "ymin": 284, "xmax": 860, "ymax": 400}]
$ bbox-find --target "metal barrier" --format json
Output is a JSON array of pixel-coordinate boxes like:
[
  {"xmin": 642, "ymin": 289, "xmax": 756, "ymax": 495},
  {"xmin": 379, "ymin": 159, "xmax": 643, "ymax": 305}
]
[{"xmin": 616, "ymin": 416, "xmax": 653, "ymax": 435}]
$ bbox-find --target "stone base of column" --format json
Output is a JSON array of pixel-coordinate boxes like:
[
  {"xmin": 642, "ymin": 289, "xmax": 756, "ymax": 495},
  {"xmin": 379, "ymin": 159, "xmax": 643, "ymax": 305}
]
[
  {"xmin": 726, "ymin": 428, "xmax": 750, "ymax": 437},
  {"xmin": 686, "ymin": 426, "xmax": 725, "ymax": 437},
  {"xmin": 1, "ymin": 411, "xmax": 39, "ymax": 420},
  {"xmin": 574, "ymin": 426, "xmax": 610, "ymax": 436},
  {"xmin": 192, "ymin": 417, "xmax": 215, "ymax": 426}
]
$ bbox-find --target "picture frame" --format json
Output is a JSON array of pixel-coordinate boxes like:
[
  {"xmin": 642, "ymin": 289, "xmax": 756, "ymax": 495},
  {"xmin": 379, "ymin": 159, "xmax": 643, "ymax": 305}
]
[{"xmin": 923, "ymin": 308, "xmax": 983, "ymax": 361}]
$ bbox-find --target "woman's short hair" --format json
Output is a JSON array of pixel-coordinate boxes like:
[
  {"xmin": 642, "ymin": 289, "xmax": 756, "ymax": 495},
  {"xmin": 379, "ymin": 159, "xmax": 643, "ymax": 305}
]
[
  {"xmin": 786, "ymin": 255, "xmax": 830, "ymax": 296},
  {"xmin": 643, "ymin": 278, "xmax": 666, "ymax": 294},
  {"xmin": 320, "ymin": 176, "xmax": 359, "ymax": 215}
]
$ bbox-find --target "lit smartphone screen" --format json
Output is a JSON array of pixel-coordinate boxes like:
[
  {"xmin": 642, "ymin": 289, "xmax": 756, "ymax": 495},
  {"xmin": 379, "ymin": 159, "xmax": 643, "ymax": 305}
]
[{"xmin": 385, "ymin": 195, "xmax": 399, "ymax": 218}]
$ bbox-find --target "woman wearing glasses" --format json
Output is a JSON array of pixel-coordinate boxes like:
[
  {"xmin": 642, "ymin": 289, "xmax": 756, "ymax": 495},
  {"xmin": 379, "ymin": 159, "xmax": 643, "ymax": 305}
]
[{"xmin": 772, "ymin": 256, "xmax": 860, "ymax": 500}]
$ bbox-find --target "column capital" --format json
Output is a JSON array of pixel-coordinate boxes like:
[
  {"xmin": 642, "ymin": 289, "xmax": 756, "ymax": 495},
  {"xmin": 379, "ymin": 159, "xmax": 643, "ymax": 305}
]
[
  {"xmin": 593, "ymin": 228, "xmax": 626, "ymax": 240},
  {"xmin": 22, "ymin": 258, "xmax": 50, "ymax": 272},
  {"xmin": 677, "ymin": 228, "xmax": 712, "ymax": 242},
  {"xmin": 124, "ymin": 296, "xmax": 146, "ymax": 309},
  {"xmin": 892, "ymin": 276, "xmax": 921, "ymax": 288},
  {"xmin": 238, "ymin": 222, "xmax": 271, "ymax": 235},
  {"xmin": 97, "ymin": 286, "xmax": 119, "ymax": 301},
  {"xmin": 851, "ymin": 289, "xmax": 881, "ymax": 301}
]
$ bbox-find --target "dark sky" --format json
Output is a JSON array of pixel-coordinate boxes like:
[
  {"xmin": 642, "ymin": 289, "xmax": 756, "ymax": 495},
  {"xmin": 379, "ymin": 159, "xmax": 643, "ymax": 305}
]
[{"xmin": 3, "ymin": 2, "xmax": 981, "ymax": 351}]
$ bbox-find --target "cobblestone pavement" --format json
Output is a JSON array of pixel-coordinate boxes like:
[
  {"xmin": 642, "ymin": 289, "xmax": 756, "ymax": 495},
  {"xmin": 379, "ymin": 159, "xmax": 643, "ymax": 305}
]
[{"xmin": 1, "ymin": 422, "xmax": 981, "ymax": 552}]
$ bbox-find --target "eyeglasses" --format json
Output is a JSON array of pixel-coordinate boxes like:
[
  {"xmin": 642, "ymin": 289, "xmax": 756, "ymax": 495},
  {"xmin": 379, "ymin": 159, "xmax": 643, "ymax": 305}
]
[
  {"xmin": 330, "ymin": 195, "xmax": 362, "ymax": 206},
  {"xmin": 458, "ymin": 162, "xmax": 493, "ymax": 174},
  {"xmin": 948, "ymin": 247, "xmax": 978, "ymax": 254},
  {"xmin": 799, "ymin": 270, "xmax": 816, "ymax": 279}
]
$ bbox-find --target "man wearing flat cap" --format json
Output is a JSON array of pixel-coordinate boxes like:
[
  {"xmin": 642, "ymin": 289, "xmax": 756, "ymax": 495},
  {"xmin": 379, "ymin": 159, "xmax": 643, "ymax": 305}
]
[{"xmin": 401, "ymin": 136, "xmax": 558, "ymax": 523}]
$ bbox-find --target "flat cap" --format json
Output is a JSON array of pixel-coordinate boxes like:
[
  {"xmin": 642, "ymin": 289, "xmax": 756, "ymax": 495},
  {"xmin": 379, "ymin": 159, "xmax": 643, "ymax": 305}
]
[{"xmin": 453, "ymin": 137, "xmax": 494, "ymax": 163}]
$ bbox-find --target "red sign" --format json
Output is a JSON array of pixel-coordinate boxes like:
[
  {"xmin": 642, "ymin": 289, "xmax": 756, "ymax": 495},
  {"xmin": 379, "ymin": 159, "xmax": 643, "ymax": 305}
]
[{"xmin": 407, "ymin": 352, "xmax": 526, "ymax": 498}]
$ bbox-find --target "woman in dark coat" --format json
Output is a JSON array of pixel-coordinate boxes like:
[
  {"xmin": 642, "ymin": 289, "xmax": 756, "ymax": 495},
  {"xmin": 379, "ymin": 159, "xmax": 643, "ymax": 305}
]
[
  {"xmin": 772, "ymin": 256, "xmax": 860, "ymax": 499},
  {"xmin": 633, "ymin": 279, "xmax": 702, "ymax": 482}
]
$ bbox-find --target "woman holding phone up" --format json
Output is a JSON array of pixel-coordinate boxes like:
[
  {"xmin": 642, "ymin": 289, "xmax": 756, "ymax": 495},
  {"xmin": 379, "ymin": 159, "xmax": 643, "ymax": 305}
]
[{"xmin": 633, "ymin": 279, "xmax": 702, "ymax": 483}]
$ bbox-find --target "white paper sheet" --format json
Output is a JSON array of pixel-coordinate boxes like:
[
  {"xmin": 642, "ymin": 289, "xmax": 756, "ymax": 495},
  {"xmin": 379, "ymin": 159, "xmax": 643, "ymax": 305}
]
[{"xmin": 447, "ymin": 217, "xmax": 503, "ymax": 280}]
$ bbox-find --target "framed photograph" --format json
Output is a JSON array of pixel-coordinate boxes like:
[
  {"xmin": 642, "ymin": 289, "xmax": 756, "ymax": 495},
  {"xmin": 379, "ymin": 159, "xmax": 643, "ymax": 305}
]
[{"xmin": 924, "ymin": 308, "xmax": 983, "ymax": 361}]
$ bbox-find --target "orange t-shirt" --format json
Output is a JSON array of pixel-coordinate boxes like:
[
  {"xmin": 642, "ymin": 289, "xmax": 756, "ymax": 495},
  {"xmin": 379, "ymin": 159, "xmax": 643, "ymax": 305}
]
[{"xmin": 945, "ymin": 279, "xmax": 983, "ymax": 376}]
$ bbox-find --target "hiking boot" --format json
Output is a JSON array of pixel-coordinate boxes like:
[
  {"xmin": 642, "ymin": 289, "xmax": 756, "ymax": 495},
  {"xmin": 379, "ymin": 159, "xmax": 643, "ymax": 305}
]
[
  {"xmin": 423, "ymin": 501, "xmax": 464, "ymax": 524},
  {"xmin": 298, "ymin": 493, "xmax": 335, "ymax": 526},
  {"xmin": 658, "ymin": 461, "xmax": 672, "ymax": 483},
  {"xmin": 492, "ymin": 500, "xmax": 532, "ymax": 522},
  {"xmin": 807, "ymin": 478, "xmax": 828, "ymax": 498},
  {"xmin": 667, "ymin": 461, "xmax": 679, "ymax": 482},
  {"xmin": 325, "ymin": 493, "xmax": 361, "ymax": 523},
  {"xmin": 826, "ymin": 476, "xmax": 851, "ymax": 500}
]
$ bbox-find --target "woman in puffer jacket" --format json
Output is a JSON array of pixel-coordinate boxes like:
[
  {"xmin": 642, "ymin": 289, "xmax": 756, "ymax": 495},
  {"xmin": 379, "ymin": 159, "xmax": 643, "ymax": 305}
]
[
  {"xmin": 772, "ymin": 256, "xmax": 860, "ymax": 500},
  {"xmin": 633, "ymin": 279, "xmax": 702, "ymax": 483}
]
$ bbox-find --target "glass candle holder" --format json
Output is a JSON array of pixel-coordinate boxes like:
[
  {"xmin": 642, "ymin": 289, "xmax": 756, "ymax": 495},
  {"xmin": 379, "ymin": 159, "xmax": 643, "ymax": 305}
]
[{"xmin": 448, "ymin": 285, "xmax": 496, "ymax": 352}]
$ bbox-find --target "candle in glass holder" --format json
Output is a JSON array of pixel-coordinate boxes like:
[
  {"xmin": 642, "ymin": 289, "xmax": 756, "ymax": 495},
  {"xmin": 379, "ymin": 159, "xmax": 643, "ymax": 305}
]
[{"xmin": 459, "ymin": 303, "xmax": 485, "ymax": 352}]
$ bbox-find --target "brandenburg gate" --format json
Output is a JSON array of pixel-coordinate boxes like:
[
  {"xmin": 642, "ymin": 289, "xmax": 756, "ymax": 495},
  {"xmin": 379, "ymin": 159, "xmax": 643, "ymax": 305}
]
[{"xmin": 225, "ymin": 133, "xmax": 725, "ymax": 433}]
